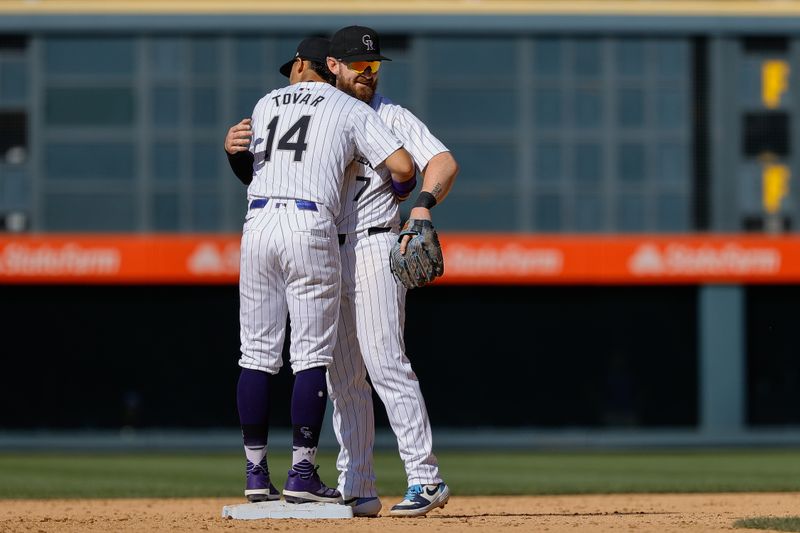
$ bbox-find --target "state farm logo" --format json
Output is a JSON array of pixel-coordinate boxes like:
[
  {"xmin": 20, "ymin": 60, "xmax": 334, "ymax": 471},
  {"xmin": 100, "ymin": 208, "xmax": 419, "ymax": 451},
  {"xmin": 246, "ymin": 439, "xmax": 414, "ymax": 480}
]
[
  {"xmin": 0, "ymin": 242, "xmax": 120, "ymax": 276},
  {"xmin": 446, "ymin": 243, "xmax": 563, "ymax": 276},
  {"xmin": 629, "ymin": 242, "xmax": 781, "ymax": 276},
  {"xmin": 188, "ymin": 242, "xmax": 240, "ymax": 275}
]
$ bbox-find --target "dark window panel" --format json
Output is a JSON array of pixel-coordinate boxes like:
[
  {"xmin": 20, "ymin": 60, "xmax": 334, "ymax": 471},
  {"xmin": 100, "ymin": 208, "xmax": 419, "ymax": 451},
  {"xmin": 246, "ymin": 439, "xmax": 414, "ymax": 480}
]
[
  {"xmin": 0, "ymin": 111, "xmax": 26, "ymax": 154},
  {"xmin": 0, "ymin": 35, "xmax": 28, "ymax": 51},
  {"xmin": 191, "ymin": 86, "xmax": 218, "ymax": 127},
  {"xmin": 152, "ymin": 142, "xmax": 180, "ymax": 181},
  {"xmin": 535, "ymin": 142, "xmax": 562, "ymax": 181},
  {"xmin": 533, "ymin": 38, "xmax": 562, "ymax": 76},
  {"xmin": 0, "ymin": 61, "xmax": 27, "ymax": 102},
  {"xmin": 575, "ymin": 143, "xmax": 603, "ymax": 183},
  {"xmin": 618, "ymin": 88, "xmax": 645, "ymax": 128},
  {"xmin": 378, "ymin": 61, "xmax": 411, "ymax": 104},
  {"xmin": 656, "ymin": 89, "xmax": 686, "ymax": 129},
  {"xmin": 153, "ymin": 193, "xmax": 180, "ymax": 230},
  {"xmin": 150, "ymin": 38, "xmax": 185, "ymax": 78},
  {"xmin": 534, "ymin": 193, "xmax": 561, "ymax": 231},
  {"xmin": 655, "ymin": 39, "xmax": 688, "ymax": 78},
  {"xmin": 427, "ymin": 37, "xmax": 517, "ymax": 78},
  {"xmin": 656, "ymin": 194, "xmax": 689, "ymax": 231},
  {"xmin": 191, "ymin": 141, "xmax": 221, "ymax": 181},
  {"xmin": 575, "ymin": 193, "xmax": 604, "ymax": 231},
  {"xmin": 574, "ymin": 39, "xmax": 602, "ymax": 78},
  {"xmin": 743, "ymin": 112, "xmax": 789, "ymax": 156},
  {"xmin": 433, "ymin": 191, "xmax": 517, "ymax": 231},
  {"xmin": 619, "ymin": 143, "xmax": 646, "ymax": 182},
  {"xmin": 192, "ymin": 192, "xmax": 221, "ymax": 230},
  {"xmin": 235, "ymin": 86, "xmax": 264, "ymax": 122},
  {"xmin": 44, "ymin": 142, "xmax": 135, "ymax": 180},
  {"xmin": 45, "ymin": 87, "xmax": 134, "ymax": 126},
  {"xmin": 0, "ymin": 168, "xmax": 30, "ymax": 210},
  {"xmin": 616, "ymin": 39, "xmax": 645, "ymax": 76},
  {"xmin": 190, "ymin": 37, "xmax": 219, "ymax": 76},
  {"xmin": 234, "ymin": 37, "xmax": 269, "ymax": 76},
  {"xmin": 152, "ymin": 87, "xmax": 181, "ymax": 128},
  {"xmin": 742, "ymin": 36, "xmax": 788, "ymax": 53},
  {"xmin": 534, "ymin": 88, "xmax": 562, "ymax": 127},
  {"xmin": 43, "ymin": 193, "xmax": 136, "ymax": 231},
  {"xmin": 574, "ymin": 88, "xmax": 602, "ymax": 128},
  {"xmin": 619, "ymin": 194, "xmax": 646, "ymax": 231},
  {"xmin": 45, "ymin": 37, "xmax": 134, "ymax": 75},
  {"xmin": 444, "ymin": 142, "xmax": 517, "ymax": 184},
  {"xmin": 656, "ymin": 143, "xmax": 688, "ymax": 183},
  {"xmin": 428, "ymin": 88, "xmax": 517, "ymax": 130},
  {"xmin": 379, "ymin": 35, "xmax": 410, "ymax": 52}
]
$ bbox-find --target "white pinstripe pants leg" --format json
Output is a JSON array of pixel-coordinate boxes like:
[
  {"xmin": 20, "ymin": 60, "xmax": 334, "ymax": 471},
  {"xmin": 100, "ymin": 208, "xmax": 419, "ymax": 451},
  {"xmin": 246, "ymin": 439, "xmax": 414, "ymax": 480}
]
[
  {"xmin": 238, "ymin": 201, "xmax": 341, "ymax": 374},
  {"xmin": 327, "ymin": 231, "xmax": 440, "ymax": 498}
]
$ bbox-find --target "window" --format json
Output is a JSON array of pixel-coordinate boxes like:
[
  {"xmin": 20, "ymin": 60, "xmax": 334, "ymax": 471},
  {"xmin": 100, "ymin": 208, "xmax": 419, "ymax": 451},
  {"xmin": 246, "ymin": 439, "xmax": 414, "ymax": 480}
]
[
  {"xmin": 429, "ymin": 88, "xmax": 516, "ymax": 129},
  {"xmin": 0, "ymin": 112, "xmax": 26, "ymax": 164},
  {"xmin": 45, "ymin": 143, "xmax": 135, "ymax": 180},
  {"xmin": 45, "ymin": 37, "xmax": 134, "ymax": 76},
  {"xmin": 45, "ymin": 87, "xmax": 134, "ymax": 126},
  {"xmin": 43, "ymin": 193, "xmax": 136, "ymax": 231},
  {"xmin": 0, "ymin": 60, "xmax": 27, "ymax": 103}
]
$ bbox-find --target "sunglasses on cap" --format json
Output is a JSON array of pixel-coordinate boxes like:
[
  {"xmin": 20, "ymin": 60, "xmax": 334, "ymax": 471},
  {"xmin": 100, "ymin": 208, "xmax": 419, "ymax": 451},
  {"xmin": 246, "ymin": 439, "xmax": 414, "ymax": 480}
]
[{"xmin": 343, "ymin": 60, "xmax": 381, "ymax": 74}]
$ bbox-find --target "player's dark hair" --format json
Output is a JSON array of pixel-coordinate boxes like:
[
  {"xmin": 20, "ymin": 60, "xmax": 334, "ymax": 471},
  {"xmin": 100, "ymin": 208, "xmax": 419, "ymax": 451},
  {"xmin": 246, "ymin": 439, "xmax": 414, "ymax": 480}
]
[{"xmin": 308, "ymin": 60, "xmax": 336, "ymax": 85}]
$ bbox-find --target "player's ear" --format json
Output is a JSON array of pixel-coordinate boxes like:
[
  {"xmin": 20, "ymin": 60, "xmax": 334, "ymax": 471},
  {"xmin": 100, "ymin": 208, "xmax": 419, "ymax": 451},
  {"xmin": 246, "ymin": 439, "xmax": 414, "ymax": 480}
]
[
  {"xmin": 326, "ymin": 57, "xmax": 339, "ymax": 75},
  {"xmin": 289, "ymin": 58, "xmax": 304, "ymax": 83}
]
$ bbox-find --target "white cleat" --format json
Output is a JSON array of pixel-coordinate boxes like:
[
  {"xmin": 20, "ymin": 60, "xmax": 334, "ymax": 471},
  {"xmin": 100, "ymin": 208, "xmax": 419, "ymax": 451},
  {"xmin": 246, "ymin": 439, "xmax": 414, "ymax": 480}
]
[
  {"xmin": 389, "ymin": 483, "xmax": 450, "ymax": 517},
  {"xmin": 344, "ymin": 496, "xmax": 382, "ymax": 517}
]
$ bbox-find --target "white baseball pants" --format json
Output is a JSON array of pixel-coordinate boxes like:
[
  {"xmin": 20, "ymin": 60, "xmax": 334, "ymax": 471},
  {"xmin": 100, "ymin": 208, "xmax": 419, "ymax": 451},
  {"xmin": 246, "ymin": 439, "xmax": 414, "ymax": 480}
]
[
  {"xmin": 238, "ymin": 199, "xmax": 341, "ymax": 374},
  {"xmin": 327, "ymin": 229, "xmax": 441, "ymax": 498}
]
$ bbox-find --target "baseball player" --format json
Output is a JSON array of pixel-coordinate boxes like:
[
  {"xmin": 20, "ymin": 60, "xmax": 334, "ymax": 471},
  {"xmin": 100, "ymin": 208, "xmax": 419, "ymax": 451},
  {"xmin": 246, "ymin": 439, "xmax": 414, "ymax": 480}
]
[
  {"xmin": 325, "ymin": 26, "xmax": 459, "ymax": 518},
  {"xmin": 224, "ymin": 37, "xmax": 415, "ymax": 505}
]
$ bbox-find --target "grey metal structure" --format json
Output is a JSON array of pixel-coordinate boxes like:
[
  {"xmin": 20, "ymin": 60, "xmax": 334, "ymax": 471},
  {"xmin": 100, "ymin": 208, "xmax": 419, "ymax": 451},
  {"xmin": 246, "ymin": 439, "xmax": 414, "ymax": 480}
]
[{"xmin": 0, "ymin": 33, "xmax": 696, "ymax": 234}]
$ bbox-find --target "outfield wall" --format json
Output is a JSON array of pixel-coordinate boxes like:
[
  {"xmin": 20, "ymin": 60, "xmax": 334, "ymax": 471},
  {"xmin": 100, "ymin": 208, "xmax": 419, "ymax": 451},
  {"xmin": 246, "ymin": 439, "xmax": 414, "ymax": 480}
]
[{"xmin": 1, "ymin": 284, "xmax": 798, "ymax": 434}]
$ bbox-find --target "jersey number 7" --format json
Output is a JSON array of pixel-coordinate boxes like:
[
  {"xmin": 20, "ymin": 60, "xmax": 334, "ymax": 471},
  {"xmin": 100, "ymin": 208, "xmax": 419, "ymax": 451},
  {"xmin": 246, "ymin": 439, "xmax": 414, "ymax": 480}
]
[{"xmin": 263, "ymin": 115, "xmax": 311, "ymax": 162}]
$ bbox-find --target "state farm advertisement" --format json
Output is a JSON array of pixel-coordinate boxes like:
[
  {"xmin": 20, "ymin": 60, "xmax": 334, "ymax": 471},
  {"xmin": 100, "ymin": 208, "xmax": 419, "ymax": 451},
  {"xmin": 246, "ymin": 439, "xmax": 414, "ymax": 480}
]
[
  {"xmin": 0, "ymin": 234, "xmax": 799, "ymax": 285},
  {"xmin": 0, "ymin": 235, "xmax": 241, "ymax": 284},
  {"xmin": 436, "ymin": 235, "xmax": 800, "ymax": 284}
]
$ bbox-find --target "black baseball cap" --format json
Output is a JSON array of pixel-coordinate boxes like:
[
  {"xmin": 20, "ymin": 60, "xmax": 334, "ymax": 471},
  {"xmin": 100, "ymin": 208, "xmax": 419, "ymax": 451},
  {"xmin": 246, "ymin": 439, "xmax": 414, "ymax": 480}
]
[
  {"xmin": 279, "ymin": 37, "xmax": 331, "ymax": 78},
  {"xmin": 329, "ymin": 25, "xmax": 391, "ymax": 62}
]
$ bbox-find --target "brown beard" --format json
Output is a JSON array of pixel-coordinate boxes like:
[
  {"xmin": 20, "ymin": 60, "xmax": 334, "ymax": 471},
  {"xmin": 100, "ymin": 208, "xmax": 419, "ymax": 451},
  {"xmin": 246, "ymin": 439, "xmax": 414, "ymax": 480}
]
[{"xmin": 339, "ymin": 76, "xmax": 377, "ymax": 104}]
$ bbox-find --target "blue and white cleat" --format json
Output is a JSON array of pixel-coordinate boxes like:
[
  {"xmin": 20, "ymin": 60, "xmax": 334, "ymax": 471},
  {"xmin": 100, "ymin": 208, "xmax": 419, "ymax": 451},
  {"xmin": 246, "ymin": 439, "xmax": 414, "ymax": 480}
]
[
  {"xmin": 244, "ymin": 459, "xmax": 280, "ymax": 502},
  {"xmin": 389, "ymin": 483, "xmax": 450, "ymax": 517},
  {"xmin": 344, "ymin": 496, "xmax": 382, "ymax": 517}
]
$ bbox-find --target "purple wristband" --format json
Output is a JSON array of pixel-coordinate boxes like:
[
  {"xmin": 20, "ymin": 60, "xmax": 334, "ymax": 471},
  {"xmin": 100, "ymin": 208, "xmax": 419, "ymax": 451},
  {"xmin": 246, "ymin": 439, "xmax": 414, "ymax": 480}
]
[{"xmin": 391, "ymin": 175, "xmax": 417, "ymax": 196}]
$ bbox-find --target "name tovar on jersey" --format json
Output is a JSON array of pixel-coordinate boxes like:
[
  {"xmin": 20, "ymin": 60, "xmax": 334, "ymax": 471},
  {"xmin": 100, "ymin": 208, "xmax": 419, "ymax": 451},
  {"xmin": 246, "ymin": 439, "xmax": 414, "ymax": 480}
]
[
  {"xmin": 248, "ymin": 82, "xmax": 403, "ymax": 218},
  {"xmin": 336, "ymin": 93, "xmax": 449, "ymax": 234}
]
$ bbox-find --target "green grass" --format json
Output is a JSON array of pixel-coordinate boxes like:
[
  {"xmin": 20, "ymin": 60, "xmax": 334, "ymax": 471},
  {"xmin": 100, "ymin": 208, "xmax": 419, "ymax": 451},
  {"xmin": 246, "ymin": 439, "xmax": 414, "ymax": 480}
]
[
  {"xmin": 1, "ymin": 450, "xmax": 800, "ymax": 499},
  {"xmin": 734, "ymin": 517, "xmax": 800, "ymax": 532}
]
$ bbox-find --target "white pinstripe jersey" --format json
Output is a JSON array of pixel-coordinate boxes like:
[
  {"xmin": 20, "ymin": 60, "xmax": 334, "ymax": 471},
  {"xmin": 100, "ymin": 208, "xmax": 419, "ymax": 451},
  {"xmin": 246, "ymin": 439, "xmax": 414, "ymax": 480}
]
[
  {"xmin": 335, "ymin": 93, "xmax": 449, "ymax": 234},
  {"xmin": 247, "ymin": 82, "xmax": 403, "ymax": 218}
]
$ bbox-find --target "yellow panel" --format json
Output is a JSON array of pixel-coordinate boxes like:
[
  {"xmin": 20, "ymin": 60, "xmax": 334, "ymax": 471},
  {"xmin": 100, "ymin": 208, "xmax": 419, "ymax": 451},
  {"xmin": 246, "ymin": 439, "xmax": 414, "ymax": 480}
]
[
  {"xmin": 762, "ymin": 60, "xmax": 790, "ymax": 110},
  {"xmin": 762, "ymin": 162, "xmax": 790, "ymax": 214},
  {"xmin": 7, "ymin": 0, "xmax": 800, "ymax": 16}
]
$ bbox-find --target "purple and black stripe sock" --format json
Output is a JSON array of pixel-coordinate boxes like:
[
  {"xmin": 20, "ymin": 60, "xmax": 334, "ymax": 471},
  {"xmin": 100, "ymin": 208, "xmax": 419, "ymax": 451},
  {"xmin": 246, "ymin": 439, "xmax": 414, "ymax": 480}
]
[
  {"xmin": 290, "ymin": 366, "xmax": 328, "ymax": 471},
  {"xmin": 237, "ymin": 368, "xmax": 271, "ymax": 454}
]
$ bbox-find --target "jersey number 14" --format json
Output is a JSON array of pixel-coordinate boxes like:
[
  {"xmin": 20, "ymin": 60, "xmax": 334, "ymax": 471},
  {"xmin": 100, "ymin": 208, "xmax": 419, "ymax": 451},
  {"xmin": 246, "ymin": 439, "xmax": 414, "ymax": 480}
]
[{"xmin": 263, "ymin": 115, "xmax": 311, "ymax": 162}]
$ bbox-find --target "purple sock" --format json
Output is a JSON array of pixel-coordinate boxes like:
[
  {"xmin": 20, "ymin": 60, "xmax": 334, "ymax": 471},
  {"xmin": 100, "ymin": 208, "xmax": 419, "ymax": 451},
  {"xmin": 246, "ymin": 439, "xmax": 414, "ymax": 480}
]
[
  {"xmin": 237, "ymin": 368, "xmax": 270, "ymax": 452},
  {"xmin": 291, "ymin": 366, "xmax": 328, "ymax": 471}
]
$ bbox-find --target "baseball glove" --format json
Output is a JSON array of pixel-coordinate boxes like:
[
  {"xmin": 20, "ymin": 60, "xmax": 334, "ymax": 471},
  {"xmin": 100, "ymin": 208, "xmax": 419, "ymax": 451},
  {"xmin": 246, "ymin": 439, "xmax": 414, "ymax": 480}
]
[{"xmin": 389, "ymin": 219, "xmax": 444, "ymax": 289}]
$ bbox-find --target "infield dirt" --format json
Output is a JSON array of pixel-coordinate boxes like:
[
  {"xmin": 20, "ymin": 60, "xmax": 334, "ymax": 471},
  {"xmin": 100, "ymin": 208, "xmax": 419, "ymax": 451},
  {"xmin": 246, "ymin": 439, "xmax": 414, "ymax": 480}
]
[{"xmin": 1, "ymin": 493, "xmax": 797, "ymax": 532}]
